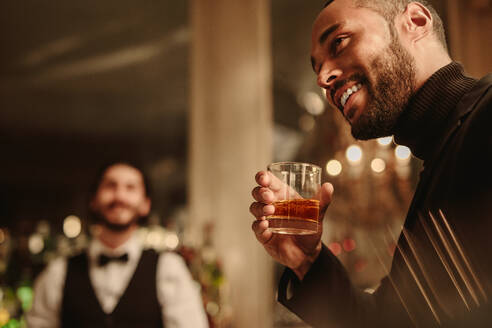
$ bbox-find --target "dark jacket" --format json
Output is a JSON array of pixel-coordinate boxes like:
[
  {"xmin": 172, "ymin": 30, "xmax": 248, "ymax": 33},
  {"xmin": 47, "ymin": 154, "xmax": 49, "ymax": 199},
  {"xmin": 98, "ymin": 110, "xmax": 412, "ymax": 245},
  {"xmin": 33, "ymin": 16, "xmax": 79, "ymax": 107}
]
[{"xmin": 278, "ymin": 69, "xmax": 492, "ymax": 327}]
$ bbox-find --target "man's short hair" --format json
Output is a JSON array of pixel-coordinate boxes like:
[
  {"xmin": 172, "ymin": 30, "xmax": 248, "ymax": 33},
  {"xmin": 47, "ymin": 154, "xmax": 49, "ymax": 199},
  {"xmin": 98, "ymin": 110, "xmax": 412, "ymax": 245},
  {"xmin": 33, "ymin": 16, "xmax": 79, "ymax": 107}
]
[
  {"xmin": 89, "ymin": 160, "xmax": 152, "ymax": 199},
  {"xmin": 323, "ymin": 0, "xmax": 448, "ymax": 51}
]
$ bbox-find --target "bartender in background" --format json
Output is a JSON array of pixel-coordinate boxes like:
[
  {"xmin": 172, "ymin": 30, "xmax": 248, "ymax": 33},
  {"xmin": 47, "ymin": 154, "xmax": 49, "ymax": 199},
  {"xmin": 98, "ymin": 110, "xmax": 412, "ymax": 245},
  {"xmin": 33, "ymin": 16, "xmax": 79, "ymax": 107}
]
[{"xmin": 27, "ymin": 161, "xmax": 209, "ymax": 328}]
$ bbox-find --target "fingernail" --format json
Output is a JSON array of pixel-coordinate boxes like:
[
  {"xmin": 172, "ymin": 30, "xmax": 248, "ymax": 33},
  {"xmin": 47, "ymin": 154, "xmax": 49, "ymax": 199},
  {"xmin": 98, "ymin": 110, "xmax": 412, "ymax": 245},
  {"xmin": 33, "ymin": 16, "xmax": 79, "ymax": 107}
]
[
  {"xmin": 264, "ymin": 204, "xmax": 274, "ymax": 215},
  {"xmin": 261, "ymin": 190, "xmax": 271, "ymax": 200}
]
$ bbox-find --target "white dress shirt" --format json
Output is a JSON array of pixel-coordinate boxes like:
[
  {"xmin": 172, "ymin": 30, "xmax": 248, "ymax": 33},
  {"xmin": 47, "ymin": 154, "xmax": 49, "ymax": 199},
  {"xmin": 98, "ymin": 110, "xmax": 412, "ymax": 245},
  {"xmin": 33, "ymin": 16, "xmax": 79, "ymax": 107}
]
[{"xmin": 26, "ymin": 232, "xmax": 209, "ymax": 328}]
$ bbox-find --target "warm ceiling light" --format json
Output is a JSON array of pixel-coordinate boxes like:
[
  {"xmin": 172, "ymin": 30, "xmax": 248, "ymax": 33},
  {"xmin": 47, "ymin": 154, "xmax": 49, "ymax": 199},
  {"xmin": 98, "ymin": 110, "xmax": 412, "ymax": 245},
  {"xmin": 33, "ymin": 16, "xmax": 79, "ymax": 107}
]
[
  {"xmin": 326, "ymin": 160, "xmax": 342, "ymax": 176},
  {"xmin": 63, "ymin": 215, "xmax": 82, "ymax": 239},
  {"xmin": 371, "ymin": 158, "xmax": 386, "ymax": 173},
  {"xmin": 377, "ymin": 136, "xmax": 393, "ymax": 146},
  {"xmin": 346, "ymin": 145, "xmax": 363, "ymax": 164}
]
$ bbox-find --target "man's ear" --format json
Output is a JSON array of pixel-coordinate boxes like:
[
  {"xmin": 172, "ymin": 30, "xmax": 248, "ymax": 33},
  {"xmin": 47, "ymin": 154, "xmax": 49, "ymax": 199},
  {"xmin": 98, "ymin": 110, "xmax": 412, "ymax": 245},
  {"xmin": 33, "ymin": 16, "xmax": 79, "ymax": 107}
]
[
  {"xmin": 400, "ymin": 2, "xmax": 433, "ymax": 43},
  {"xmin": 139, "ymin": 197, "xmax": 151, "ymax": 216}
]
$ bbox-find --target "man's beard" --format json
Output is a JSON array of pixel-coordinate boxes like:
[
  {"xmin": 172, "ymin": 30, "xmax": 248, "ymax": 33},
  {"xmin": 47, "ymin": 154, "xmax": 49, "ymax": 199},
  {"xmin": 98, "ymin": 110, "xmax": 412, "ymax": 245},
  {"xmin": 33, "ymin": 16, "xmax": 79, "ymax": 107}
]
[
  {"xmin": 91, "ymin": 202, "xmax": 142, "ymax": 232},
  {"xmin": 350, "ymin": 34, "xmax": 416, "ymax": 140},
  {"xmin": 100, "ymin": 216, "xmax": 140, "ymax": 232}
]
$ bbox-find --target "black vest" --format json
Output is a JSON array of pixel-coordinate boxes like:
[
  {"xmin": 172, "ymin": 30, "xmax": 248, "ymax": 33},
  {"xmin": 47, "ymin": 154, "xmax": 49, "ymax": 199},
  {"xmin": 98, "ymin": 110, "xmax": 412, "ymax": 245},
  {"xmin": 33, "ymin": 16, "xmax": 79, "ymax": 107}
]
[{"xmin": 61, "ymin": 249, "xmax": 164, "ymax": 328}]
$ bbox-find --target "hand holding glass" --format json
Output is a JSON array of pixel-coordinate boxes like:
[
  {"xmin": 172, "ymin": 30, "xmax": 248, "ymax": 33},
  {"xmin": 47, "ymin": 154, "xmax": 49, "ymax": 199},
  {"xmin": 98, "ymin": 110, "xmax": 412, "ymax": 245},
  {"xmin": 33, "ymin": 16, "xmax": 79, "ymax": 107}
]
[{"xmin": 266, "ymin": 162, "xmax": 321, "ymax": 235}]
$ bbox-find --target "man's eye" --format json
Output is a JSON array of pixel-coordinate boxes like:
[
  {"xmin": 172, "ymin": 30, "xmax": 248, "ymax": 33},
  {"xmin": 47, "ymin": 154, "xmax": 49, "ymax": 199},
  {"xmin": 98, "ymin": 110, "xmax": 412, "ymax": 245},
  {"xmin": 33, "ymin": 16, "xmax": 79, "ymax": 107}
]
[{"xmin": 332, "ymin": 36, "xmax": 348, "ymax": 54}]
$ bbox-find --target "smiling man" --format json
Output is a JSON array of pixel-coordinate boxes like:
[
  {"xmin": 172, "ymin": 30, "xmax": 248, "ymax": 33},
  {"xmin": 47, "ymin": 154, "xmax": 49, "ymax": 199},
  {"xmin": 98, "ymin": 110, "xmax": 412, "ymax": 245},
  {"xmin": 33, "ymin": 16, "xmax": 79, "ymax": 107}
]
[
  {"xmin": 250, "ymin": 0, "xmax": 492, "ymax": 327},
  {"xmin": 27, "ymin": 161, "xmax": 209, "ymax": 328},
  {"xmin": 311, "ymin": 0, "xmax": 451, "ymax": 141}
]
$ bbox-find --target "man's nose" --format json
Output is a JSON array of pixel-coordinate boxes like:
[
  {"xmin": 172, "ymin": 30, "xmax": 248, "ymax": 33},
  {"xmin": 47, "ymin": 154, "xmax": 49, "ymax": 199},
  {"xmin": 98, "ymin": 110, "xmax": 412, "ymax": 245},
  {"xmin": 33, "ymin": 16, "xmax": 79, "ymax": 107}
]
[
  {"xmin": 317, "ymin": 64, "xmax": 342, "ymax": 90},
  {"xmin": 113, "ymin": 186, "xmax": 127, "ymax": 200}
]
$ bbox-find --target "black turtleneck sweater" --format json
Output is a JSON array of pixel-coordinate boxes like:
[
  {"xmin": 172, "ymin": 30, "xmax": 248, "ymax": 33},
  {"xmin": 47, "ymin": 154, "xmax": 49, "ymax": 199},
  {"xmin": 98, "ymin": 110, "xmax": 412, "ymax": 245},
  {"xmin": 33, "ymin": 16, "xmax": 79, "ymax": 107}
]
[{"xmin": 393, "ymin": 62, "xmax": 477, "ymax": 161}]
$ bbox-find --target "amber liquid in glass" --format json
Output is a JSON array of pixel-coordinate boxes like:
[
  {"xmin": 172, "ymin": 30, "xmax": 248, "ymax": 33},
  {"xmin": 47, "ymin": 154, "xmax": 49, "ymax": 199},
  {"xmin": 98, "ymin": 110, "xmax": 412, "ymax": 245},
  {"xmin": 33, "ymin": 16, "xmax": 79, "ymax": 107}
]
[{"xmin": 267, "ymin": 199, "xmax": 319, "ymax": 235}]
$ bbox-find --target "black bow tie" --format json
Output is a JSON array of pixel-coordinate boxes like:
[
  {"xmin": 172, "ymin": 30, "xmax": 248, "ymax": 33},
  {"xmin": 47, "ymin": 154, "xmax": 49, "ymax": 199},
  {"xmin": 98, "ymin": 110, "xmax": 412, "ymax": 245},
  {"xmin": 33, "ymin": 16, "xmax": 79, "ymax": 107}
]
[{"xmin": 98, "ymin": 253, "xmax": 129, "ymax": 266}]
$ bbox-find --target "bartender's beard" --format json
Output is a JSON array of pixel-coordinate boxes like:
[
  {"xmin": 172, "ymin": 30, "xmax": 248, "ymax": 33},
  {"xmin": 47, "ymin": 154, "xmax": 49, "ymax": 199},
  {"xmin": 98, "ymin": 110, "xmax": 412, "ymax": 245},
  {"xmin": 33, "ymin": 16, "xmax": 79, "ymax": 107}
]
[
  {"xmin": 100, "ymin": 215, "xmax": 140, "ymax": 232},
  {"xmin": 91, "ymin": 203, "xmax": 142, "ymax": 232}
]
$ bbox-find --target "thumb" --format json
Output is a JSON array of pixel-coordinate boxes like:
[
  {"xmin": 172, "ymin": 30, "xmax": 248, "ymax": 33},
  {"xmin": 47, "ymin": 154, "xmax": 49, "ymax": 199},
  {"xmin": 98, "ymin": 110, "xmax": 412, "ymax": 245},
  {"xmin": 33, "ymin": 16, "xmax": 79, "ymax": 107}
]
[{"xmin": 319, "ymin": 182, "xmax": 334, "ymax": 221}]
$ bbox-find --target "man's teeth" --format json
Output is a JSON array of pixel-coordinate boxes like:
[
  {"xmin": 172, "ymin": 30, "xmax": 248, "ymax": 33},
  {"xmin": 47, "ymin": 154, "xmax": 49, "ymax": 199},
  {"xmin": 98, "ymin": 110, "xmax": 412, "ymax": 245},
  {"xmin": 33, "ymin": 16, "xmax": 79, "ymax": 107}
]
[{"xmin": 341, "ymin": 83, "xmax": 362, "ymax": 108}]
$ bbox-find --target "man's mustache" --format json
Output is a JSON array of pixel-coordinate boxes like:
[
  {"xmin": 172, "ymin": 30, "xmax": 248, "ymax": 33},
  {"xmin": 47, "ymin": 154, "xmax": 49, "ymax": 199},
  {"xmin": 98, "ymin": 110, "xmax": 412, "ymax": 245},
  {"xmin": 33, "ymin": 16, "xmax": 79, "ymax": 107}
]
[{"xmin": 106, "ymin": 201, "xmax": 133, "ymax": 210}]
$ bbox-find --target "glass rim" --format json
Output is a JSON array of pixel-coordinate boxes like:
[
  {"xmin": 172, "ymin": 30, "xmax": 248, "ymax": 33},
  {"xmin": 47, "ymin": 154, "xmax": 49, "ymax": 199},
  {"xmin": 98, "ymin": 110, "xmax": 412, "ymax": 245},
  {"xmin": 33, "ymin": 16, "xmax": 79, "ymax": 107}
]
[{"xmin": 267, "ymin": 161, "xmax": 321, "ymax": 172}]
